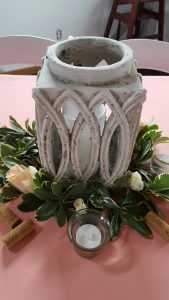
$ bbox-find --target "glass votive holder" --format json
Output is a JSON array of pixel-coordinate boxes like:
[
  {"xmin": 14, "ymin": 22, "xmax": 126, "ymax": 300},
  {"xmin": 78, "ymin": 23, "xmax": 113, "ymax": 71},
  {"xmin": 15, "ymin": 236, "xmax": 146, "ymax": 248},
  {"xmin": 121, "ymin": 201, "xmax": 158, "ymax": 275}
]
[{"xmin": 67, "ymin": 208, "xmax": 112, "ymax": 258}]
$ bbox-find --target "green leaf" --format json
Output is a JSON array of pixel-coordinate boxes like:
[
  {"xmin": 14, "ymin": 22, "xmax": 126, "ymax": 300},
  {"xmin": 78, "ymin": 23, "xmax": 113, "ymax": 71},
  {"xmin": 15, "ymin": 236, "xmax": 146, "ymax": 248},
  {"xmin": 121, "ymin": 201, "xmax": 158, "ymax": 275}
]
[
  {"xmin": 103, "ymin": 197, "xmax": 119, "ymax": 209},
  {"xmin": 0, "ymin": 193, "xmax": 4, "ymax": 202},
  {"xmin": 122, "ymin": 190, "xmax": 146, "ymax": 205},
  {"xmin": 4, "ymin": 135, "xmax": 18, "ymax": 148},
  {"xmin": 25, "ymin": 119, "xmax": 36, "ymax": 137},
  {"xmin": 145, "ymin": 124, "xmax": 159, "ymax": 131},
  {"xmin": 9, "ymin": 116, "xmax": 25, "ymax": 134},
  {"xmin": 89, "ymin": 194, "xmax": 104, "ymax": 208},
  {"xmin": 149, "ymin": 173, "xmax": 169, "ymax": 192},
  {"xmin": 145, "ymin": 130, "xmax": 162, "ymax": 140},
  {"xmin": 56, "ymin": 205, "xmax": 67, "ymax": 227},
  {"xmin": 33, "ymin": 172, "xmax": 41, "ymax": 188},
  {"xmin": 136, "ymin": 150, "xmax": 153, "ymax": 165},
  {"xmin": 38, "ymin": 168, "xmax": 54, "ymax": 183},
  {"xmin": 3, "ymin": 156, "xmax": 22, "ymax": 168},
  {"xmin": 65, "ymin": 208, "xmax": 75, "ymax": 221},
  {"xmin": 121, "ymin": 213, "xmax": 152, "ymax": 238},
  {"xmin": 137, "ymin": 169, "xmax": 151, "ymax": 182},
  {"xmin": 150, "ymin": 189, "xmax": 169, "ymax": 200},
  {"xmin": 90, "ymin": 181, "xmax": 110, "ymax": 197},
  {"xmin": 0, "ymin": 166, "xmax": 8, "ymax": 178},
  {"xmin": 60, "ymin": 178, "xmax": 72, "ymax": 192},
  {"xmin": 137, "ymin": 124, "xmax": 159, "ymax": 142},
  {"xmin": 20, "ymin": 137, "xmax": 37, "ymax": 150},
  {"xmin": 0, "ymin": 127, "xmax": 22, "ymax": 136},
  {"xmin": 51, "ymin": 182, "xmax": 62, "ymax": 197},
  {"xmin": 111, "ymin": 212, "xmax": 121, "ymax": 239},
  {"xmin": 89, "ymin": 194, "xmax": 119, "ymax": 209},
  {"xmin": 0, "ymin": 143, "xmax": 14, "ymax": 159},
  {"xmin": 18, "ymin": 193, "xmax": 45, "ymax": 212},
  {"xmin": 137, "ymin": 139, "xmax": 152, "ymax": 161},
  {"xmin": 1, "ymin": 185, "xmax": 21, "ymax": 201},
  {"xmin": 154, "ymin": 136, "xmax": 169, "ymax": 144},
  {"xmin": 41, "ymin": 181, "xmax": 52, "ymax": 191},
  {"xmin": 139, "ymin": 130, "xmax": 164, "ymax": 145},
  {"xmin": 25, "ymin": 119, "xmax": 30, "ymax": 130},
  {"xmin": 17, "ymin": 138, "xmax": 37, "ymax": 156},
  {"xmin": 144, "ymin": 197, "xmax": 163, "ymax": 217},
  {"xmin": 65, "ymin": 181, "xmax": 87, "ymax": 198},
  {"xmin": 34, "ymin": 187, "xmax": 56, "ymax": 201},
  {"xmin": 126, "ymin": 205, "xmax": 148, "ymax": 219},
  {"xmin": 18, "ymin": 140, "xmax": 26, "ymax": 149},
  {"xmin": 121, "ymin": 191, "xmax": 149, "ymax": 219},
  {"xmin": 36, "ymin": 201, "xmax": 58, "ymax": 221},
  {"xmin": 32, "ymin": 121, "xmax": 36, "ymax": 132},
  {"xmin": 112, "ymin": 171, "xmax": 131, "ymax": 191}
]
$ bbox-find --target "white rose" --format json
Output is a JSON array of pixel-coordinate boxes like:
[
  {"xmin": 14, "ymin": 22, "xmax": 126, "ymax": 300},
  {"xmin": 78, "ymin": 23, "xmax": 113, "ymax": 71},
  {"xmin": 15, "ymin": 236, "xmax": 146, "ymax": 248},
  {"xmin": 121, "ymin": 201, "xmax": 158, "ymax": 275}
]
[
  {"xmin": 73, "ymin": 198, "xmax": 87, "ymax": 212},
  {"xmin": 6, "ymin": 164, "xmax": 37, "ymax": 194},
  {"xmin": 130, "ymin": 171, "xmax": 144, "ymax": 191},
  {"xmin": 27, "ymin": 166, "xmax": 38, "ymax": 177}
]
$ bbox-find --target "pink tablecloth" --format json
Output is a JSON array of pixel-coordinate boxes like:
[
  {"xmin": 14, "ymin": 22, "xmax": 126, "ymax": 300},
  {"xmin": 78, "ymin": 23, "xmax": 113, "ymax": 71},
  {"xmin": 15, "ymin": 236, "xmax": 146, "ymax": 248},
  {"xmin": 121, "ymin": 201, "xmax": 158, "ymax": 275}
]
[{"xmin": 0, "ymin": 75, "xmax": 169, "ymax": 300}]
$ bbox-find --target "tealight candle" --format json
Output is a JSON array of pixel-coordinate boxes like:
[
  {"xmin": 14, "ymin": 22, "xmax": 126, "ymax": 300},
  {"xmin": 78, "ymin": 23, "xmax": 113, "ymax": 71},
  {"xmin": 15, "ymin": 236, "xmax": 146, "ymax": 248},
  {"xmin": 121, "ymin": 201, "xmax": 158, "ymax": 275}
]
[
  {"xmin": 76, "ymin": 224, "xmax": 102, "ymax": 249},
  {"xmin": 67, "ymin": 209, "xmax": 111, "ymax": 258}
]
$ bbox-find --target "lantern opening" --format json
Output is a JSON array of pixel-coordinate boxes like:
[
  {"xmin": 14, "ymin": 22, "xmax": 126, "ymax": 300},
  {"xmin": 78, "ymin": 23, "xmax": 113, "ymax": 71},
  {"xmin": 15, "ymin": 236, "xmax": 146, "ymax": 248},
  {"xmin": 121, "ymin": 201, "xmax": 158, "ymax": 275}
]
[{"xmin": 56, "ymin": 38, "xmax": 124, "ymax": 67}]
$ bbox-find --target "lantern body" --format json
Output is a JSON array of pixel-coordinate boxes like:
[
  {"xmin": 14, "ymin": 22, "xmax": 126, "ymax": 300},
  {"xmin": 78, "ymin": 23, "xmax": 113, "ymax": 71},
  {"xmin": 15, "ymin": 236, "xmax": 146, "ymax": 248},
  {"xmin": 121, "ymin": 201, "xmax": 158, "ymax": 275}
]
[{"xmin": 33, "ymin": 36, "xmax": 146, "ymax": 186}]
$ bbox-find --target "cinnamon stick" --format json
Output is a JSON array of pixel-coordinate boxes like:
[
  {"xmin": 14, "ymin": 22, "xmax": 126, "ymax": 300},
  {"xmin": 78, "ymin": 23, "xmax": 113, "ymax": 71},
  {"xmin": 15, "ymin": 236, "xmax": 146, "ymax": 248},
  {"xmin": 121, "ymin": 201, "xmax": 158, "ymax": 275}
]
[
  {"xmin": 0, "ymin": 203, "xmax": 22, "ymax": 228},
  {"xmin": 145, "ymin": 211, "xmax": 169, "ymax": 241},
  {"xmin": 1, "ymin": 219, "xmax": 35, "ymax": 248}
]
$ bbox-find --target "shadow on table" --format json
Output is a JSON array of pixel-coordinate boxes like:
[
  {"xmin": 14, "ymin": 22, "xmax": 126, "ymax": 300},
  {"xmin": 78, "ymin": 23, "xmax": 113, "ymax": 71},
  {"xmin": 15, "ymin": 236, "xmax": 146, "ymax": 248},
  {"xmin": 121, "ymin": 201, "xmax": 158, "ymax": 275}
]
[
  {"xmin": 92, "ymin": 226, "xmax": 137, "ymax": 273},
  {"xmin": 1, "ymin": 222, "xmax": 42, "ymax": 266}
]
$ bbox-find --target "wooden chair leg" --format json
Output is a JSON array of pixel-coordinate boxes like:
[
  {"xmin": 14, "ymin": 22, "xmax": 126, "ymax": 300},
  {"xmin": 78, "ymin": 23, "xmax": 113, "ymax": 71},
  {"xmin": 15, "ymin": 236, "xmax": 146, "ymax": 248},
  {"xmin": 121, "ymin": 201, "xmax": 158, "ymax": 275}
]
[
  {"xmin": 104, "ymin": 0, "xmax": 120, "ymax": 37},
  {"xmin": 116, "ymin": 21, "xmax": 121, "ymax": 40},
  {"xmin": 134, "ymin": 2, "xmax": 143, "ymax": 38},
  {"xmin": 135, "ymin": 20, "xmax": 141, "ymax": 37},
  {"xmin": 158, "ymin": 0, "xmax": 165, "ymax": 40},
  {"xmin": 127, "ymin": 1, "xmax": 139, "ymax": 39}
]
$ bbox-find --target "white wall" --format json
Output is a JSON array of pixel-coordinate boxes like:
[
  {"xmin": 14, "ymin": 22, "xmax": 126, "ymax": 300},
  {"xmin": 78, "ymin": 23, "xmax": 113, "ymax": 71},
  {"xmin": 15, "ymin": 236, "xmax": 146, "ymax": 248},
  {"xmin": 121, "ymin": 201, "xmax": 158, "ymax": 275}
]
[
  {"xmin": 0, "ymin": 0, "xmax": 111, "ymax": 40},
  {"xmin": 0, "ymin": 0, "xmax": 168, "ymax": 41}
]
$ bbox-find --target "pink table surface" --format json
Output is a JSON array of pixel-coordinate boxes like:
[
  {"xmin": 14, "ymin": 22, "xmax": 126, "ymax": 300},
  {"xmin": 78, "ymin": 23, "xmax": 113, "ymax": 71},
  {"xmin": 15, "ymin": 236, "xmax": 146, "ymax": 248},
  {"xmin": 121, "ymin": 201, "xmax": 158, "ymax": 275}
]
[{"xmin": 0, "ymin": 74, "xmax": 169, "ymax": 300}]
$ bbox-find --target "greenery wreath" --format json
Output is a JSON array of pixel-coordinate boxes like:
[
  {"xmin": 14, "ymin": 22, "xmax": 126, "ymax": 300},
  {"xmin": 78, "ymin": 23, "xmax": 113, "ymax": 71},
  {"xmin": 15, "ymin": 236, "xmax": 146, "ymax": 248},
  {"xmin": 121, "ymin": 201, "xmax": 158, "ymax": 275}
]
[{"xmin": 1, "ymin": 116, "xmax": 169, "ymax": 240}]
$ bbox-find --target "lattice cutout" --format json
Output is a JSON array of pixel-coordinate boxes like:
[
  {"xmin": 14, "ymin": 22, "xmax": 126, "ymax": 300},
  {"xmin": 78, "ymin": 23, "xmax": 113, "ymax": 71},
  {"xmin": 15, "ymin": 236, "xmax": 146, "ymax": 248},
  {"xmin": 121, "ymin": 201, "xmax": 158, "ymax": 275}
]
[{"xmin": 33, "ymin": 87, "xmax": 146, "ymax": 186}]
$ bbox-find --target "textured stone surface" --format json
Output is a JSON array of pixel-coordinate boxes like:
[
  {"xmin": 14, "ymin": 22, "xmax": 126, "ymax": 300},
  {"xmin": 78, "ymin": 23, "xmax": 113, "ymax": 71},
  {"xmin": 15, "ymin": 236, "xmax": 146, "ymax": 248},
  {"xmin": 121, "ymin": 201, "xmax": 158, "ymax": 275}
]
[{"xmin": 33, "ymin": 36, "xmax": 146, "ymax": 186}]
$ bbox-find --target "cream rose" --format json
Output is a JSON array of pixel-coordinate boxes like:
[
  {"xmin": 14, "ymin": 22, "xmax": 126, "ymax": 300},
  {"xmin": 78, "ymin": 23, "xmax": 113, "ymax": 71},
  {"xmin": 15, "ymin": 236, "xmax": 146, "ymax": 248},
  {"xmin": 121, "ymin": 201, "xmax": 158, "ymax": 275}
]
[
  {"xmin": 6, "ymin": 164, "xmax": 37, "ymax": 194},
  {"xmin": 73, "ymin": 198, "xmax": 87, "ymax": 212},
  {"xmin": 130, "ymin": 171, "xmax": 144, "ymax": 191}
]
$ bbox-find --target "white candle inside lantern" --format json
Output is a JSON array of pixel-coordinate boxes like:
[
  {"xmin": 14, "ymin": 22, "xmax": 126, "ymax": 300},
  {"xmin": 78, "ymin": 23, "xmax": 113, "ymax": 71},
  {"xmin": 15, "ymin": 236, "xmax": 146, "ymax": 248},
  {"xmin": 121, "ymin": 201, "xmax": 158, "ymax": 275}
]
[
  {"xmin": 76, "ymin": 224, "xmax": 102, "ymax": 249},
  {"xmin": 62, "ymin": 59, "xmax": 107, "ymax": 176},
  {"xmin": 63, "ymin": 102, "xmax": 105, "ymax": 134},
  {"xmin": 63, "ymin": 101, "xmax": 106, "ymax": 174}
]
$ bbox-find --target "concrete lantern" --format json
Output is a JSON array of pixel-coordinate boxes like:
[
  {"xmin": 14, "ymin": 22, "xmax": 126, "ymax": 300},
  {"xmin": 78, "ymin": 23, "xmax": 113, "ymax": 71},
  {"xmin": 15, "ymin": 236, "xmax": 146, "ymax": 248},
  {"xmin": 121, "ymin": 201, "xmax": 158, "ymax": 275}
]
[{"xmin": 33, "ymin": 36, "xmax": 146, "ymax": 186}]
